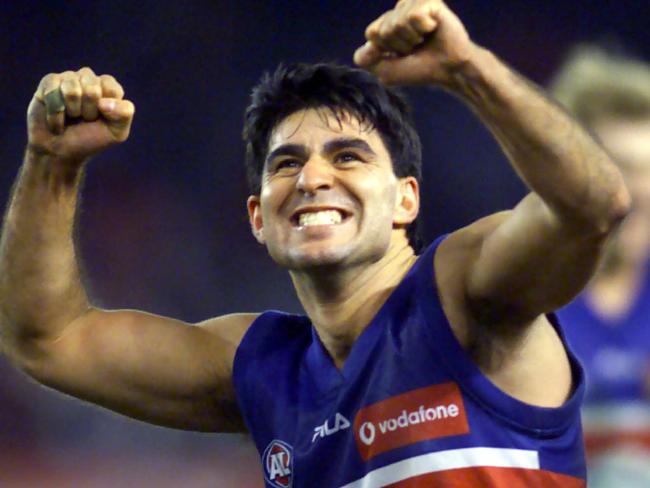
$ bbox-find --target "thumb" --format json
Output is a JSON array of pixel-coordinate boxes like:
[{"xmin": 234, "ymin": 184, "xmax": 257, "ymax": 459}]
[
  {"xmin": 98, "ymin": 98, "xmax": 135, "ymax": 141},
  {"xmin": 369, "ymin": 55, "xmax": 436, "ymax": 86}
]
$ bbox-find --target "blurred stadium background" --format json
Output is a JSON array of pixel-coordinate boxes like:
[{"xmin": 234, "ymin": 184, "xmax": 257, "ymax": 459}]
[{"xmin": 1, "ymin": 1, "xmax": 649, "ymax": 486}]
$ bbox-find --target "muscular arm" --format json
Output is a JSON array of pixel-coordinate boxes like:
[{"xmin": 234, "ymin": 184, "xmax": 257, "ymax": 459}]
[
  {"xmin": 444, "ymin": 48, "xmax": 630, "ymax": 323},
  {"xmin": 0, "ymin": 68, "xmax": 253, "ymax": 432},
  {"xmin": 355, "ymin": 1, "xmax": 630, "ymax": 326}
]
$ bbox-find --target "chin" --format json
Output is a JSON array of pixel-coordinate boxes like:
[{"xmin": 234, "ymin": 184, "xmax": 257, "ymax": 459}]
[
  {"xmin": 286, "ymin": 246, "xmax": 353, "ymax": 271},
  {"xmin": 274, "ymin": 240, "xmax": 389, "ymax": 272},
  {"xmin": 264, "ymin": 239, "xmax": 349, "ymax": 269}
]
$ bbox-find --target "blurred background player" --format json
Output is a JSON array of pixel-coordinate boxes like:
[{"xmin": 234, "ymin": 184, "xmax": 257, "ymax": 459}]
[{"xmin": 553, "ymin": 45, "xmax": 650, "ymax": 487}]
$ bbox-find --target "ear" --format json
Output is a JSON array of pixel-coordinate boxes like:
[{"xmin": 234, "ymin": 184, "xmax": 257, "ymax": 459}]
[
  {"xmin": 247, "ymin": 195, "xmax": 265, "ymax": 244},
  {"xmin": 393, "ymin": 176, "xmax": 419, "ymax": 225}
]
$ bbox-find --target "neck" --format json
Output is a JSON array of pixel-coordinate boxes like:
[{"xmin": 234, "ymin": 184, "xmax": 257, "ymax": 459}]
[{"xmin": 290, "ymin": 239, "xmax": 417, "ymax": 369}]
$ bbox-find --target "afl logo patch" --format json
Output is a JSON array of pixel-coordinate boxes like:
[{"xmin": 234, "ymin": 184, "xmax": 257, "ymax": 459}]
[{"xmin": 263, "ymin": 439, "xmax": 293, "ymax": 488}]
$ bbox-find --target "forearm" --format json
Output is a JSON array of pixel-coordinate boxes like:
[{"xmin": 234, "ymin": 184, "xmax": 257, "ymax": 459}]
[
  {"xmin": 447, "ymin": 47, "xmax": 630, "ymax": 231},
  {"xmin": 0, "ymin": 149, "xmax": 90, "ymax": 351}
]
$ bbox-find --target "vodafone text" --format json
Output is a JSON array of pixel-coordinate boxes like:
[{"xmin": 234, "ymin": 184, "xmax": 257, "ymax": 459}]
[{"xmin": 359, "ymin": 403, "xmax": 459, "ymax": 446}]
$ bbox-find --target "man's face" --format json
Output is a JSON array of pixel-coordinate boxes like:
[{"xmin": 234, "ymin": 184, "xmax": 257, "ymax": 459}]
[
  {"xmin": 594, "ymin": 116, "xmax": 650, "ymax": 265},
  {"xmin": 247, "ymin": 108, "xmax": 418, "ymax": 271}
]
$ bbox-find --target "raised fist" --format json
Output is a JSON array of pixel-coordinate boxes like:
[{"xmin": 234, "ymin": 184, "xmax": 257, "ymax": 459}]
[
  {"xmin": 353, "ymin": 0, "xmax": 474, "ymax": 86},
  {"xmin": 27, "ymin": 67, "xmax": 135, "ymax": 164}
]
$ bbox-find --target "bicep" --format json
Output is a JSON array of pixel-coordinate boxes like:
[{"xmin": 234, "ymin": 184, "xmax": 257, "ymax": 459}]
[
  {"xmin": 465, "ymin": 193, "xmax": 610, "ymax": 323},
  {"xmin": 25, "ymin": 309, "xmax": 256, "ymax": 432}
]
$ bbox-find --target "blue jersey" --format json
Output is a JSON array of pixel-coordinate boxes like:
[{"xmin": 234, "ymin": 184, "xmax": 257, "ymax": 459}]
[
  {"xmin": 234, "ymin": 237, "xmax": 586, "ymax": 487},
  {"xmin": 557, "ymin": 267, "xmax": 650, "ymax": 405}
]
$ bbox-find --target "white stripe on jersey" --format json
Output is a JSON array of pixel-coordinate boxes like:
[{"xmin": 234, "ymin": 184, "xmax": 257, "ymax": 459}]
[{"xmin": 339, "ymin": 447, "xmax": 540, "ymax": 488}]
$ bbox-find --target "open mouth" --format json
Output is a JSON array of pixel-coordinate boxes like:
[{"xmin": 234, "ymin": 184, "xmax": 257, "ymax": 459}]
[{"xmin": 291, "ymin": 208, "xmax": 351, "ymax": 228}]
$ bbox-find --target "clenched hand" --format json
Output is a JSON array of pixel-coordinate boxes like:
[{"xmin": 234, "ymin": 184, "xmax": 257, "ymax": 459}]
[
  {"xmin": 353, "ymin": 0, "xmax": 475, "ymax": 86},
  {"xmin": 27, "ymin": 67, "xmax": 134, "ymax": 164}
]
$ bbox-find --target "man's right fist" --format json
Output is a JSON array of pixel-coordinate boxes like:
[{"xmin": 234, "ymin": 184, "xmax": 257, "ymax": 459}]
[{"xmin": 27, "ymin": 67, "xmax": 135, "ymax": 164}]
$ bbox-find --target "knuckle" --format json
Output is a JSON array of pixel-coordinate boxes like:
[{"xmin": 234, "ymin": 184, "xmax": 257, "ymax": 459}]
[
  {"xmin": 407, "ymin": 11, "xmax": 423, "ymax": 24},
  {"xmin": 42, "ymin": 72, "xmax": 57, "ymax": 84},
  {"xmin": 378, "ymin": 23, "xmax": 392, "ymax": 38},
  {"xmin": 78, "ymin": 66, "xmax": 96, "ymax": 76},
  {"xmin": 365, "ymin": 24, "xmax": 377, "ymax": 39},
  {"xmin": 100, "ymin": 73, "xmax": 116, "ymax": 82},
  {"xmin": 61, "ymin": 77, "xmax": 79, "ymax": 88},
  {"xmin": 81, "ymin": 74, "xmax": 100, "ymax": 86},
  {"xmin": 60, "ymin": 76, "xmax": 74, "ymax": 86},
  {"xmin": 63, "ymin": 86, "xmax": 82, "ymax": 101},
  {"xmin": 365, "ymin": 15, "xmax": 385, "ymax": 38},
  {"xmin": 40, "ymin": 73, "xmax": 60, "ymax": 91},
  {"xmin": 100, "ymin": 75, "xmax": 125, "ymax": 97},
  {"xmin": 111, "ymin": 86, "xmax": 125, "ymax": 98},
  {"xmin": 82, "ymin": 88, "xmax": 101, "ymax": 101},
  {"xmin": 367, "ymin": 31, "xmax": 381, "ymax": 44}
]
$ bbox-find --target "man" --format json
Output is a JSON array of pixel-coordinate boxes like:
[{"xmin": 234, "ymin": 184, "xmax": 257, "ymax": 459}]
[
  {"xmin": 0, "ymin": 1, "xmax": 629, "ymax": 487},
  {"xmin": 552, "ymin": 46, "xmax": 650, "ymax": 486}
]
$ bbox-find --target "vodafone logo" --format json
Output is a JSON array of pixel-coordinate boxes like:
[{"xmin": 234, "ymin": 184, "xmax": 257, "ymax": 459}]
[
  {"xmin": 359, "ymin": 421, "xmax": 376, "ymax": 446},
  {"xmin": 263, "ymin": 440, "xmax": 293, "ymax": 488},
  {"xmin": 359, "ymin": 403, "xmax": 461, "ymax": 447},
  {"xmin": 354, "ymin": 383, "xmax": 469, "ymax": 460}
]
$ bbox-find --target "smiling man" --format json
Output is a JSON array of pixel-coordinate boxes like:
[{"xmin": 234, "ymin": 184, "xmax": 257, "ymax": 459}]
[
  {"xmin": 250, "ymin": 111, "xmax": 408, "ymax": 275},
  {"xmin": 0, "ymin": 1, "xmax": 630, "ymax": 487}
]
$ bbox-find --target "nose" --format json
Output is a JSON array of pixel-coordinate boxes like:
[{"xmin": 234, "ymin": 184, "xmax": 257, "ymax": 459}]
[{"xmin": 296, "ymin": 156, "xmax": 334, "ymax": 194}]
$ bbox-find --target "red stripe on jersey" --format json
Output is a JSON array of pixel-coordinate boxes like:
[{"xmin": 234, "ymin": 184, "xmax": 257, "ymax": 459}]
[{"xmin": 384, "ymin": 466, "xmax": 585, "ymax": 487}]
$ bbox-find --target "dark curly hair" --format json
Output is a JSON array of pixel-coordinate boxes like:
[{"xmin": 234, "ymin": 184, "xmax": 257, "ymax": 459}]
[{"xmin": 242, "ymin": 62, "xmax": 423, "ymax": 252}]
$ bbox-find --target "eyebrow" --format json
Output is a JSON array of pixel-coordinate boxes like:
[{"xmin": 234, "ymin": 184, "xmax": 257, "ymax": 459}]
[
  {"xmin": 322, "ymin": 137, "xmax": 376, "ymax": 156},
  {"xmin": 265, "ymin": 137, "xmax": 376, "ymax": 167}
]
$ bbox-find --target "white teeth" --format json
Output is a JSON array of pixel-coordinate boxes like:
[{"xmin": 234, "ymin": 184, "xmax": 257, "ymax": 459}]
[{"xmin": 298, "ymin": 210, "xmax": 343, "ymax": 227}]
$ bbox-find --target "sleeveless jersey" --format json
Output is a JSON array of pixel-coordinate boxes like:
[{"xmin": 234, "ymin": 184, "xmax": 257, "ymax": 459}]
[
  {"xmin": 233, "ymin": 236, "xmax": 587, "ymax": 487},
  {"xmin": 557, "ymin": 267, "xmax": 650, "ymax": 482},
  {"xmin": 557, "ymin": 268, "xmax": 650, "ymax": 405}
]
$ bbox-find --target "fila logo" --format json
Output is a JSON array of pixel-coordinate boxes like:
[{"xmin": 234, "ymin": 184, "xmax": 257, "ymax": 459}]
[
  {"xmin": 263, "ymin": 440, "xmax": 293, "ymax": 488},
  {"xmin": 312, "ymin": 412, "xmax": 351, "ymax": 443}
]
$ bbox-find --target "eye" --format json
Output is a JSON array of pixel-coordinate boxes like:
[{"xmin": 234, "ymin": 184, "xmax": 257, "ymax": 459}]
[
  {"xmin": 274, "ymin": 159, "xmax": 301, "ymax": 171},
  {"xmin": 335, "ymin": 152, "xmax": 362, "ymax": 164}
]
